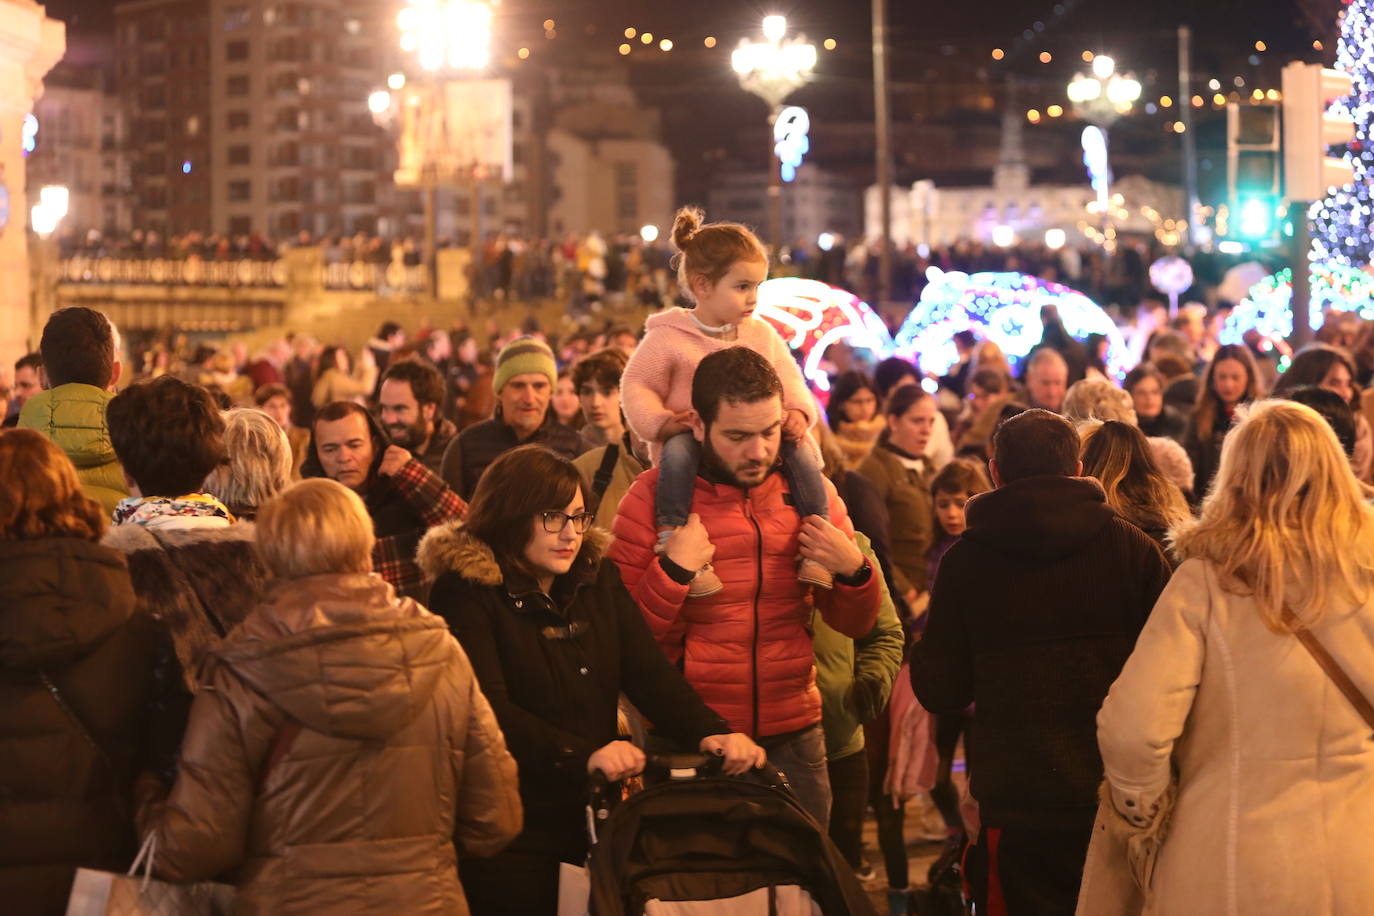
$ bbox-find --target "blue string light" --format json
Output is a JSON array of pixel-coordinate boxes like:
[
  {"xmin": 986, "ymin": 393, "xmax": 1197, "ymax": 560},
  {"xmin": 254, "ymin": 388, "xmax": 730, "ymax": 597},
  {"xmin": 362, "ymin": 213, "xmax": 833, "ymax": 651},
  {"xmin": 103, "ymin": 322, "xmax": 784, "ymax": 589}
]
[
  {"xmin": 894, "ymin": 269, "xmax": 1130, "ymax": 378},
  {"xmin": 1312, "ymin": 0, "xmax": 1373, "ymax": 269},
  {"xmin": 1219, "ymin": 263, "xmax": 1374, "ymax": 343}
]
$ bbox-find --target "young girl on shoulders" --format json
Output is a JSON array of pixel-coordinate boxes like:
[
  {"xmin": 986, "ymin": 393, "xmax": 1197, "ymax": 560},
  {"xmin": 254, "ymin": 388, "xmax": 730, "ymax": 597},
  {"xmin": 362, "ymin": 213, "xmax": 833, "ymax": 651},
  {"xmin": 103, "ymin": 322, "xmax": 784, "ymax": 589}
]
[{"xmin": 620, "ymin": 207, "xmax": 828, "ymax": 596}]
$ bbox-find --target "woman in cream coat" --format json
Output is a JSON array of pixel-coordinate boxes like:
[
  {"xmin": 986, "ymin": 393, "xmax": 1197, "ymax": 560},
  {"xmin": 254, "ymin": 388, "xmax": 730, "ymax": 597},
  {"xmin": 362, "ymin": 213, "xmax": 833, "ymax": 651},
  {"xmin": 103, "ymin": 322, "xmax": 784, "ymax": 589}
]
[{"xmin": 1078, "ymin": 399, "xmax": 1374, "ymax": 916}]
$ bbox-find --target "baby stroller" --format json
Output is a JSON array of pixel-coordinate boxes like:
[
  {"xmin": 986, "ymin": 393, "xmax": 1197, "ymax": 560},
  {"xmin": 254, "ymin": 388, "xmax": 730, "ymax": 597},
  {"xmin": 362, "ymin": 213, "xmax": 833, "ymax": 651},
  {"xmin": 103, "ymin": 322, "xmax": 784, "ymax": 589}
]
[{"xmin": 585, "ymin": 754, "xmax": 877, "ymax": 915}]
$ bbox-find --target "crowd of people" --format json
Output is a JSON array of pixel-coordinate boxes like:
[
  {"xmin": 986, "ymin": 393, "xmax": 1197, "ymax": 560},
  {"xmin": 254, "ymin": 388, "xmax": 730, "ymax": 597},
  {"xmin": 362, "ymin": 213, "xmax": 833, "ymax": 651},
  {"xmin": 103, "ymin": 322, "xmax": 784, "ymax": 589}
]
[
  {"xmin": 4, "ymin": 203, "xmax": 1374, "ymax": 916},
  {"xmin": 55, "ymin": 219, "xmax": 1277, "ymax": 323}
]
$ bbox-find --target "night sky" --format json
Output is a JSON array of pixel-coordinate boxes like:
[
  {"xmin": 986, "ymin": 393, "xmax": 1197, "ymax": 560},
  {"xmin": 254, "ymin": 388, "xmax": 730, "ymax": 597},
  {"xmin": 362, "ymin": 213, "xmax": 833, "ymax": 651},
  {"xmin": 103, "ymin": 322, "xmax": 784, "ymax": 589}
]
[
  {"xmin": 47, "ymin": 0, "xmax": 1329, "ymax": 56},
  {"xmin": 43, "ymin": 0, "xmax": 1340, "ymax": 204}
]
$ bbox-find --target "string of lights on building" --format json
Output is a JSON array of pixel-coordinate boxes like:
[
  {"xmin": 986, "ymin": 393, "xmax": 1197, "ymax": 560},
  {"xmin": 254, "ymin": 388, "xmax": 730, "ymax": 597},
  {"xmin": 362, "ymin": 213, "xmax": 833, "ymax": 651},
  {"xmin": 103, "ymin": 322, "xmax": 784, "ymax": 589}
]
[
  {"xmin": 1221, "ymin": 263, "xmax": 1374, "ymax": 346},
  {"xmin": 1312, "ymin": 0, "xmax": 1373, "ymax": 269}
]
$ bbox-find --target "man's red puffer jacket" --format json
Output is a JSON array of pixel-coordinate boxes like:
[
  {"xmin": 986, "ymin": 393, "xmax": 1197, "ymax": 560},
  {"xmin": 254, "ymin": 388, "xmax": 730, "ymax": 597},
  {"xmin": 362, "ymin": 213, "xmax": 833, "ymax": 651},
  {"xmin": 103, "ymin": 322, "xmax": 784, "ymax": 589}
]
[{"xmin": 610, "ymin": 468, "xmax": 881, "ymax": 738}]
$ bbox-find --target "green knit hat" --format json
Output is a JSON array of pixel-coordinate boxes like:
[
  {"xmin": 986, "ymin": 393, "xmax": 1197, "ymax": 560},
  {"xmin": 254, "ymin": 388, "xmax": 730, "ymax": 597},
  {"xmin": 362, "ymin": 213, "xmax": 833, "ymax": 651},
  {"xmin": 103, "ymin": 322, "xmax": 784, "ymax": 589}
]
[{"xmin": 494, "ymin": 336, "xmax": 557, "ymax": 394}]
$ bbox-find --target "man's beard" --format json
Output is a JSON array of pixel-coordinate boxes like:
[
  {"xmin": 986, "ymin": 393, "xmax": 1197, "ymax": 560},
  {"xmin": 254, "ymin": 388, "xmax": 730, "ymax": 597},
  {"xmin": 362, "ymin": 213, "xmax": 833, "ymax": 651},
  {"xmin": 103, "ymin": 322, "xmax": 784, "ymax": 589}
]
[
  {"xmin": 701, "ymin": 435, "xmax": 775, "ymax": 489},
  {"xmin": 386, "ymin": 418, "xmax": 429, "ymax": 450}
]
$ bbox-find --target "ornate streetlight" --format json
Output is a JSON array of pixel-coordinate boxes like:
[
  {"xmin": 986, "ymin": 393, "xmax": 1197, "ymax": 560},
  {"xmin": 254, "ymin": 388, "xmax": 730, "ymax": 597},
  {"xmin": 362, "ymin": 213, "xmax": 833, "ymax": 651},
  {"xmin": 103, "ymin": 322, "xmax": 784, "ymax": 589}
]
[
  {"xmin": 732, "ymin": 16, "xmax": 817, "ymax": 253},
  {"xmin": 1065, "ymin": 55, "xmax": 1143, "ymax": 123},
  {"xmin": 1066, "ymin": 55, "xmax": 1141, "ymax": 243}
]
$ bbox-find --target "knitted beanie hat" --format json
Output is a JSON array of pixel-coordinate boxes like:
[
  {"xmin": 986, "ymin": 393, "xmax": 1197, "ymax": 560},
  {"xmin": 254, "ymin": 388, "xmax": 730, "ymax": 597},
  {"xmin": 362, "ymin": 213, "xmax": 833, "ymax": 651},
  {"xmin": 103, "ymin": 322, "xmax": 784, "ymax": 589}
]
[{"xmin": 494, "ymin": 336, "xmax": 557, "ymax": 394}]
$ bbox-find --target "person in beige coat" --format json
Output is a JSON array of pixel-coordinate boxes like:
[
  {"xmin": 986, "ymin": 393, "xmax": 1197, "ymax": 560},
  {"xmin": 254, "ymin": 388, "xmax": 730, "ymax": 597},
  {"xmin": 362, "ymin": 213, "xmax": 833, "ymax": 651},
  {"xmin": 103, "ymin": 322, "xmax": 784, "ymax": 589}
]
[
  {"xmin": 137, "ymin": 478, "xmax": 521, "ymax": 915},
  {"xmin": 1078, "ymin": 400, "xmax": 1374, "ymax": 916},
  {"xmin": 310, "ymin": 345, "xmax": 378, "ymax": 409}
]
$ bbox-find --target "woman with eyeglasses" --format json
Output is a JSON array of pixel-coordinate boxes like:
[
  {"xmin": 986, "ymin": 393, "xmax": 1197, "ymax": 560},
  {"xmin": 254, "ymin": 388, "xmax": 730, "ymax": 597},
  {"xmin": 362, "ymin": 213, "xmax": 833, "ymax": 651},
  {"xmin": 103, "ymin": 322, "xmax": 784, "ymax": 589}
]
[{"xmin": 419, "ymin": 445, "xmax": 765, "ymax": 916}]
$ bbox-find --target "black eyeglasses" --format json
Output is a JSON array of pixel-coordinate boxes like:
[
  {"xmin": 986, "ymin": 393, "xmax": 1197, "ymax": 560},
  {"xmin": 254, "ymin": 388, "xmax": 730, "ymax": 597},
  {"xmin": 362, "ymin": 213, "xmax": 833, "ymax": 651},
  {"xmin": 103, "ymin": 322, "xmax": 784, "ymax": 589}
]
[{"xmin": 540, "ymin": 510, "xmax": 595, "ymax": 534}]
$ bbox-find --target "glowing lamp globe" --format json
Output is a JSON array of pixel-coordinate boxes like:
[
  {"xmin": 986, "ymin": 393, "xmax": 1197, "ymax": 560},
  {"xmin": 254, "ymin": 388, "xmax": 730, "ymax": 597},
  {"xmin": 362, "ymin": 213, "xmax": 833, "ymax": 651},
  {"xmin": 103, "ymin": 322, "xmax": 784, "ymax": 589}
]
[{"xmin": 1149, "ymin": 256, "xmax": 1194, "ymax": 296}]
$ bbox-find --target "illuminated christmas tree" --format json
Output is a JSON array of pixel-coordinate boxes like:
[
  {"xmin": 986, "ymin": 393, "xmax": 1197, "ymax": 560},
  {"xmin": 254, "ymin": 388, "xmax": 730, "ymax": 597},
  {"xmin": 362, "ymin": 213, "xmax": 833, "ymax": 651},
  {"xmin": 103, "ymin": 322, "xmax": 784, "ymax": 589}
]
[{"xmin": 1312, "ymin": 0, "xmax": 1373, "ymax": 268}]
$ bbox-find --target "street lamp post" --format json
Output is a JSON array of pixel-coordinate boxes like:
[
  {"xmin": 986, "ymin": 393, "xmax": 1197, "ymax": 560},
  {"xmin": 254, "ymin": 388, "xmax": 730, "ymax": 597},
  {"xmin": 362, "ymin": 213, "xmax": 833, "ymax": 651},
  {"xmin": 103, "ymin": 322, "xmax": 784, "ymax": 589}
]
[
  {"xmin": 30, "ymin": 185, "xmax": 68, "ymax": 328},
  {"xmin": 732, "ymin": 16, "xmax": 816, "ymax": 256},
  {"xmin": 386, "ymin": 0, "xmax": 495, "ymax": 298},
  {"xmin": 1066, "ymin": 55, "xmax": 1141, "ymax": 243}
]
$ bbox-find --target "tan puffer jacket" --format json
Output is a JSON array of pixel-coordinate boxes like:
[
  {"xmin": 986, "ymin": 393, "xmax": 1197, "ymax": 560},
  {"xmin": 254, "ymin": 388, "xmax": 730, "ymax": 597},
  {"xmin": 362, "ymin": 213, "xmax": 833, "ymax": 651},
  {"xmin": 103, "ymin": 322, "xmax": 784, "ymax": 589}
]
[{"xmin": 137, "ymin": 573, "xmax": 521, "ymax": 915}]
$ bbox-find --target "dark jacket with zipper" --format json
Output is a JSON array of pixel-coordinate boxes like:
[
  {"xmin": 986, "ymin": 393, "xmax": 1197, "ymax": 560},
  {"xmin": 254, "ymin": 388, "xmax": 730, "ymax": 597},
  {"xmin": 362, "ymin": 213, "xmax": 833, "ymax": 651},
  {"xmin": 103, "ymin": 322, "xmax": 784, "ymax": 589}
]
[
  {"xmin": 0, "ymin": 538, "xmax": 173, "ymax": 915},
  {"xmin": 418, "ymin": 523, "xmax": 728, "ymax": 854},
  {"xmin": 910, "ymin": 475, "xmax": 1172, "ymax": 830},
  {"xmin": 439, "ymin": 407, "xmax": 586, "ymax": 501}
]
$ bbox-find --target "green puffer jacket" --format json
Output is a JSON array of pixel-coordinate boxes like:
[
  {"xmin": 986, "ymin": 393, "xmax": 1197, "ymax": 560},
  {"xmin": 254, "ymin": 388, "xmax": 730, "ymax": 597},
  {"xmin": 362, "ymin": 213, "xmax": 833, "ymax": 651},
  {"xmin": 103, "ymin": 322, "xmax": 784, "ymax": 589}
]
[
  {"xmin": 19, "ymin": 384, "xmax": 129, "ymax": 516},
  {"xmin": 813, "ymin": 532, "xmax": 906, "ymax": 761}
]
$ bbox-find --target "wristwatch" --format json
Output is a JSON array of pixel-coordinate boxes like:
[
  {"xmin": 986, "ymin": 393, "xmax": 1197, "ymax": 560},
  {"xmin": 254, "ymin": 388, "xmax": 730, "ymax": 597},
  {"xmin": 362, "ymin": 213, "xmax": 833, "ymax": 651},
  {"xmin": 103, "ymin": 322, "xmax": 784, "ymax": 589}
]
[{"xmin": 835, "ymin": 558, "xmax": 872, "ymax": 587}]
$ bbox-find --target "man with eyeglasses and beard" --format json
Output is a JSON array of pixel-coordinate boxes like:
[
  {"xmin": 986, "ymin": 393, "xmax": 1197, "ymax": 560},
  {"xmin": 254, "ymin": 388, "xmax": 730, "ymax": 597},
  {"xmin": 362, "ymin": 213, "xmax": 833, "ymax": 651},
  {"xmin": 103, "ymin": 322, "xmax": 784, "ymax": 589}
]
[
  {"xmin": 378, "ymin": 357, "xmax": 457, "ymax": 475},
  {"xmin": 609, "ymin": 346, "xmax": 881, "ymax": 829}
]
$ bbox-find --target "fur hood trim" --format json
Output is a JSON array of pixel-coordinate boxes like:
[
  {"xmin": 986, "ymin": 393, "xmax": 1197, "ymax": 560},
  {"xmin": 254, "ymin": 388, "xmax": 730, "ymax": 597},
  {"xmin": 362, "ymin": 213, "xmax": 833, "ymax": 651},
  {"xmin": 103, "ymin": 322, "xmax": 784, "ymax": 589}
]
[
  {"xmin": 103, "ymin": 520, "xmax": 257, "ymax": 553},
  {"xmin": 418, "ymin": 521, "xmax": 608, "ymax": 586}
]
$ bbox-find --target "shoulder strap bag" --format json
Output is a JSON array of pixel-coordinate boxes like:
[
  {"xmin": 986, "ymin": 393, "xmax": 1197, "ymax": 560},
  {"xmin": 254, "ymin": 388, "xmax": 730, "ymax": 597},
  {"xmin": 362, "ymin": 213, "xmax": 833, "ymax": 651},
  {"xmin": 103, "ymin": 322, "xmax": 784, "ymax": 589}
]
[
  {"xmin": 591, "ymin": 443, "xmax": 620, "ymax": 507},
  {"xmin": 40, "ymin": 670, "xmax": 113, "ymax": 767},
  {"xmin": 1281, "ymin": 606, "xmax": 1374, "ymax": 735}
]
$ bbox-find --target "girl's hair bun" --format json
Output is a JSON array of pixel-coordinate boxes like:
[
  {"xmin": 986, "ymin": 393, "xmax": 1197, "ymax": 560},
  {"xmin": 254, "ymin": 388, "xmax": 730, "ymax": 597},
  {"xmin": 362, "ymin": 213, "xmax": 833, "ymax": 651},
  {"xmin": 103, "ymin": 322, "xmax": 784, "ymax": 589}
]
[{"xmin": 671, "ymin": 206, "xmax": 705, "ymax": 251}]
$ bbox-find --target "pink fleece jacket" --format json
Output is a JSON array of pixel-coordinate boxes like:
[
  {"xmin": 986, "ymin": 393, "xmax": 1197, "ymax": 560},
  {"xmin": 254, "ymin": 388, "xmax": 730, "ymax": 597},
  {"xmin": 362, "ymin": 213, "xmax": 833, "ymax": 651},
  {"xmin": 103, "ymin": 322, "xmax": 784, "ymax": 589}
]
[{"xmin": 621, "ymin": 308, "xmax": 818, "ymax": 464}]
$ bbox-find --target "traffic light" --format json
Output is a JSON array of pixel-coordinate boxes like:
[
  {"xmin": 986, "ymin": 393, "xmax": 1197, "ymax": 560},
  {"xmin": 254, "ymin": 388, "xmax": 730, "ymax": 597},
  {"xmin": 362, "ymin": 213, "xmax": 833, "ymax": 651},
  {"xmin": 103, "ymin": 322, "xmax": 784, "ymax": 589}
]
[
  {"xmin": 1281, "ymin": 61, "xmax": 1356, "ymax": 201},
  {"xmin": 1226, "ymin": 102, "xmax": 1283, "ymax": 244}
]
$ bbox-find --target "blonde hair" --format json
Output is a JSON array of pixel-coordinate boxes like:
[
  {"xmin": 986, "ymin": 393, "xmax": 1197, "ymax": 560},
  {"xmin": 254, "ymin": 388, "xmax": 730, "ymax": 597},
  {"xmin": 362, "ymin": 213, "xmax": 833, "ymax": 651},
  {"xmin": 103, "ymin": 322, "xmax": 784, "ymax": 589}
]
[
  {"xmin": 205, "ymin": 408, "xmax": 293, "ymax": 514},
  {"xmin": 1062, "ymin": 378, "xmax": 1137, "ymax": 425},
  {"xmin": 1172, "ymin": 400, "xmax": 1374, "ymax": 631},
  {"xmin": 670, "ymin": 206, "xmax": 768, "ymax": 300},
  {"xmin": 256, "ymin": 478, "xmax": 374, "ymax": 580}
]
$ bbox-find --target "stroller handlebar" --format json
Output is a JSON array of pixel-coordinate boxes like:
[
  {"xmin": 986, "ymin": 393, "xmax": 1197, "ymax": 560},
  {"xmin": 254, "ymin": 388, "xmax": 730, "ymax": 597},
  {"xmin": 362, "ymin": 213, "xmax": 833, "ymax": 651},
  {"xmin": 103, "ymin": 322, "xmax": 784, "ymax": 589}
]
[
  {"xmin": 586, "ymin": 750, "xmax": 797, "ymax": 846},
  {"xmin": 588, "ymin": 751, "xmax": 792, "ymax": 796},
  {"xmin": 588, "ymin": 752, "xmax": 718, "ymax": 791}
]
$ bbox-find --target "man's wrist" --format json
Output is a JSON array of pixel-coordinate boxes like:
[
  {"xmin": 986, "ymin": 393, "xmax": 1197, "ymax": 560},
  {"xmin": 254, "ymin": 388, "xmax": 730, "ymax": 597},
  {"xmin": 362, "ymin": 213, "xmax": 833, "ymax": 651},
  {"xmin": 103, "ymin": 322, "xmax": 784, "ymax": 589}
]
[
  {"xmin": 834, "ymin": 558, "xmax": 872, "ymax": 587},
  {"xmin": 659, "ymin": 554, "xmax": 696, "ymax": 586}
]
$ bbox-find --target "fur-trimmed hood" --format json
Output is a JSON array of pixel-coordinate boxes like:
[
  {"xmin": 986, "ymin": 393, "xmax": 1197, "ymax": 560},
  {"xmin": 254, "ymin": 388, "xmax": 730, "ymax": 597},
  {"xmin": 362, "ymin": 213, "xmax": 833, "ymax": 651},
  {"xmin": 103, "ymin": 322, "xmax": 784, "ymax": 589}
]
[
  {"xmin": 103, "ymin": 518, "xmax": 257, "ymax": 554},
  {"xmin": 418, "ymin": 520, "xmax": 609, "ymax": 589},
  {"xmin": 102, "ymin": 520, "xmax": 268, "ymax": 691}
]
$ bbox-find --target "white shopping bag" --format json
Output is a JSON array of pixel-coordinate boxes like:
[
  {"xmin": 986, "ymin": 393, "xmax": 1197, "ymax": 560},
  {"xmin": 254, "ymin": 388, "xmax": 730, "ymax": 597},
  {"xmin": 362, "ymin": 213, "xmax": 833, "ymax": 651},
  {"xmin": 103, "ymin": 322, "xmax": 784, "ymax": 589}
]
[
  {"xmin": 65, "ymin": 835, "xmax": 235, "ymax": 916},
  {"xmin": 643, "ymin": 885, "xmax": 823, "ymax": 915},
  {"xmin": 557, "ymin": 862, "xmax": 591, "ymax": 916}
]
